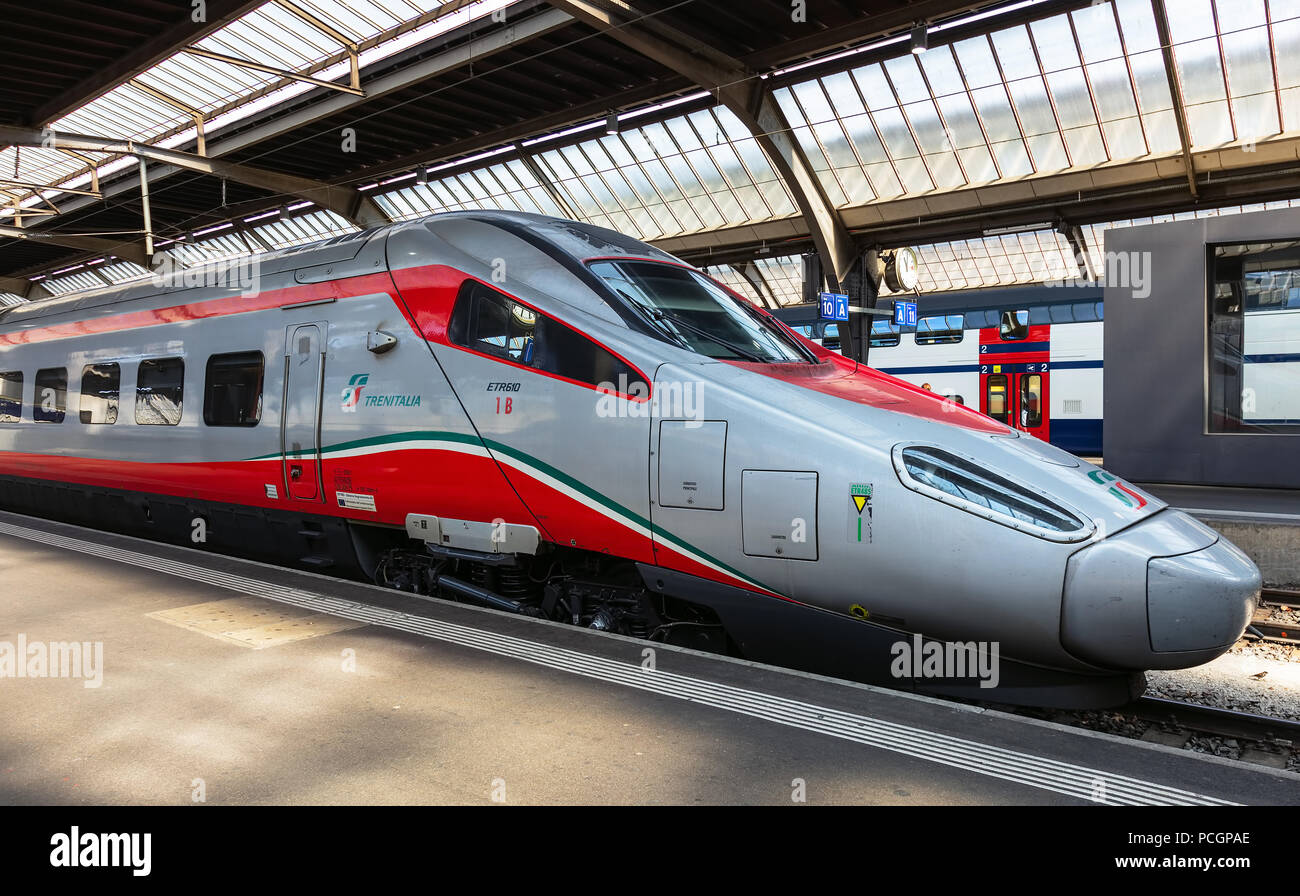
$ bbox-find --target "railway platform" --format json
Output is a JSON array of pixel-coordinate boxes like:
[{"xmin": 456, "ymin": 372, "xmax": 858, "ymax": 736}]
[{"xmin": 0, "ymin": 510, "xmax": 1295, "ymax": 806}]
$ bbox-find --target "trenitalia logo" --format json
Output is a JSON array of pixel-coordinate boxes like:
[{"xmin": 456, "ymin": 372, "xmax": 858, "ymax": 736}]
[
  {"xmin": 1088, "ymin": 470, "xmax": 1148, "ymax": 509},
  {"xmin": 341, "ymin": 374, "xmax": 369, "ymax": 412}
]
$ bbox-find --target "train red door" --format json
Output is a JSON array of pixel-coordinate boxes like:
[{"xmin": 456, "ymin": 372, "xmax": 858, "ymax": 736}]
[
  {"xmin": 980, "ymin": 368, "xmax": 1050, "ymax": 438},
  {"xmin": 978, "ymin": 319, "xmax": 1051, "ymax": 441},
  {"xmin": 282, "ymin": 323, "xmax": 326, "ymax": 501},
  {"xmin": 1015, "ymin": 369, "xmax": 1049, "ymax": 440}
]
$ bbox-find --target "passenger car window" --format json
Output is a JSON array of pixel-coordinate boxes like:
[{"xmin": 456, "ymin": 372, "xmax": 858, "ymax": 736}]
[
  {"xmin": 0, "ymin": 371, "xmax": 22, "ymax": 423},
  {"xmin": 869, "ymin": 319, "xmax": 900, "ymax": 347},
  {"xmin": 34, "ymin": 367, "xmax": 67, "ymax": 424},
  {"xmin": 915, "ymin": 314, "xmax": 964, "ymax": 345},
  {"xmin": 204, "ymin": 352, "xmax": 264, "ymax": 427},
  {"xmin": 449, "ymin": 280, "xmax": 647, "ymax": 392},
  {"xmin": 137, "ymin": 358, "xmax": 184, "ymax": 425},
  {"xmin": 1000, "ymin": 309, "xmax": 1029, "ymax": 340},
  {"xmin": 80, "ymin": 363, "xmax": 120, "ymax": 424}
]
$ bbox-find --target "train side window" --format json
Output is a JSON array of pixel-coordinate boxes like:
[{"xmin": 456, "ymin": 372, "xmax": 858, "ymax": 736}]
[
  {"xmin": 449, "ymin": 280, "xmax": 537, "ymax": 364},
  {"xmin": 1021, "ymin": 374, "xmax": 1042, "ymax": 428},
  {"xmin": 533, "ymin": 316, "xmax": 644, "ymax": 389},
  {"xmin": 136, "ymin": 357, "xmax": 184, "ymax": 426},
  {"xmin": 34, "ymin": 367, "xmax": 67, "ymax": 424},
  {"xmin": 204, "ymin": 352, "xmax": 264, "ymax": 427},
  {"xmin": 986, "ymin": 374, "xmax": 1009, "ymax": 424},
  {"xmin": 79, "ymin": 363, "xmax": 120, "ymax": 424},
  {"xmin": 0, "ymin": 371, "xmax": 22, "ymax": 423},
  {"xmin": 999, "ymin": 310, "xmax": 1029, "ymax": 340},
  {"xmin": 822, "ymin": 323, "xmax": 841, "ymax": 351},
  {"xmin": 915, "ymin": 314, "xmax": 964, "ymax": 345},
  {"xmin": 1049, "ymin": 305, "xmax": 1075, "ymax": 323},
  {"xmin": 450, "ymin": 280, "xmax": 646, "ymax": 391},
  {"xmin": 869, "ymin": 319, "xmax": 900, "ymax": 347}
]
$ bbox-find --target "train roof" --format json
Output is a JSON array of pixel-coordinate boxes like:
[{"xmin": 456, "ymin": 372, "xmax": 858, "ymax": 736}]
[{"xmin": 0, "ymin": 211, "xmax": 678, "ymax": 331}]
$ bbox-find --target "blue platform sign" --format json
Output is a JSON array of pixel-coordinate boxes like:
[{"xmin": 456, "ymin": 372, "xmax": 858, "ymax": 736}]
[
  {"xmin": 894, "ymin": 300, "xmax": 918, "ymax": 327},
  {"xmin": 819, "ymin": 291, "xmax": 850, "ymax": 322}
]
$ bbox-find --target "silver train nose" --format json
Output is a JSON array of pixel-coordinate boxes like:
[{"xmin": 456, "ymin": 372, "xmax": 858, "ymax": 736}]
[{"xmin": 1060, "ymin": 510, "xmax": 1260, "ymax": 670}]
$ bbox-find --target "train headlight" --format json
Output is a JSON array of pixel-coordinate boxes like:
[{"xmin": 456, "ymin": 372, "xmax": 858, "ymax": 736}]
[{"xmin": 892, "ymin": 444, "xmax": 1095, "ymax": 542}]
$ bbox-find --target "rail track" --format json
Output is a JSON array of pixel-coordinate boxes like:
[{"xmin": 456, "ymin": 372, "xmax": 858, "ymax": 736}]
[
  {"xmin": 1123, "ymin": 696, "xmax": 1300, "ymax": 746},
  {"xmin": 1244, "ymin": 589, "xmax": 1299, "ymax": 645}
]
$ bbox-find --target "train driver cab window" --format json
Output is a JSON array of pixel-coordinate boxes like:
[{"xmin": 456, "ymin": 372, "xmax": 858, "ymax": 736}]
[
  {"xmin": 0, "ymin": 371, "xmax": 22, "ymax": 423},
  {"xmin": 449, "ymin": 280, "xmax": 646, "ymax": 390},
  {"xmin": 986, "ymin": 374, "xmax": 1009, "ymax": 424},
  {"xmin": 136, "ymin": 357, "xmax": 184, "ymax": 425},
  {"xmin": 822, "ymin": 323, "xmax": 841, "ymax": 352},
  {"xmin": 80, "ymin": 363, "xmax": 121, "ymax": 424},
  {"xmin": 586, "ymin": 260, "xmax": 810, "ymax": 363},
  {"xmin": 204, "ymin": 352, "xmax": 264, "ymax": 427},
  {"xmin": 999, "ymin": 309, "xmax": 1029, "ymax": 341},
  {"xmin": 34, "ymin": 367, "xmax": 67, "ymax": 423},
  {"xmin": 1020, "ymin": 374, "xmax": 1042, "ymax": 428}
]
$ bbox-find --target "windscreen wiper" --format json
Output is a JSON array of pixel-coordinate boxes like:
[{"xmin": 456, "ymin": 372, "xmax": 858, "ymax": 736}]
[
  {"xmin": 652, "ymin": 309, "xmax": 769, "ymax": 363},
  {"xmin": 614, "ymin": 287, "xmax": 769, "ymax": 363},
  {"xmin": 614, "ymin": 289, "xmax": 696, "ymax": 352},
  {"xmin": 736, "ymin": 302, "xmax": 816, "ymax": 363}
]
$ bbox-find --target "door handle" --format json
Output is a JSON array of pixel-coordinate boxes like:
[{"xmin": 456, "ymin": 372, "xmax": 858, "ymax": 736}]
[{"xmin": 290, "ymin": 464, "xmax": 303, "ymax": 481}]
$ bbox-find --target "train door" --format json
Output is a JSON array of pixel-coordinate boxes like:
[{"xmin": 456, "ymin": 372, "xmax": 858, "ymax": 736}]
[
  {"xmin": 282, "ymin": 323, "xmax": 326, "ymax": 501},
  {"xmin": 978, "ymin": 316, "xmax": 1051, "ymax": 440},
  {"xmin": 980, "ymin": 368, "xmax": 1050, "ymax": 439},
  {"xmin": 1015, "ymin": 369, "xmax": 1049, "ymax": 441}
]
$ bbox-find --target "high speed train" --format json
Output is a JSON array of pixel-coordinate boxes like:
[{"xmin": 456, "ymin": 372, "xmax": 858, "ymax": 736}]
[{"xmin": 0, "ymin": 211, "xmax": 1262, "ymax": 708}]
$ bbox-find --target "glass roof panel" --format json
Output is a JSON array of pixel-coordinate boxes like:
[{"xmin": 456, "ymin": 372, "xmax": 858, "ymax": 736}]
[
  {"xmin": 753, "ymin": 256, "xmax": 804, "ymax": 306},
  {"xmin": 703, "ymin": 264, "xmax": 765, "ymax": 306},
  {"xmin": 1029, "ymin": 16, "xmax": 1082, "ymax": 74}
]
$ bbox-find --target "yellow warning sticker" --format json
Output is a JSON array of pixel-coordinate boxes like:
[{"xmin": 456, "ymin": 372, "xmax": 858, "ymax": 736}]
[
  {"xmin": 849, "ymin": 483, "xmax": 873, "ymax": 544},
  {"xmin": 993, "ymin": 364, "xmax": 1001, "ymax": 373}
]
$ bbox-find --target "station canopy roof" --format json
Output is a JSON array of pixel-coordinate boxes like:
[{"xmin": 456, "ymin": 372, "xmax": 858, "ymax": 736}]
[{"xmin": 3, "ymin": 0, "xmax": 1300, "ymax": 307}]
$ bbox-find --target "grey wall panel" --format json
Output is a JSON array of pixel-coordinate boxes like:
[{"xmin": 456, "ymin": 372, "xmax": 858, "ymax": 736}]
[{"xmin": 1104, "ymin": 206, "xmax": 1300, "ymax": 488}]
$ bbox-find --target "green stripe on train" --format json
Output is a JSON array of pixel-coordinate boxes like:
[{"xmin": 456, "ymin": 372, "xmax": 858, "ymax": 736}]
[{"xmin": 248, "ymin": 430, "xmax": 777, "ymax": 595}]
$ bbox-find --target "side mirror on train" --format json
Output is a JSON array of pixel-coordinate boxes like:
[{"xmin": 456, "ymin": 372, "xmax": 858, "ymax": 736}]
[{"xmin": 367, "ymin": 331, "xmax": 398, "ymax": 354}]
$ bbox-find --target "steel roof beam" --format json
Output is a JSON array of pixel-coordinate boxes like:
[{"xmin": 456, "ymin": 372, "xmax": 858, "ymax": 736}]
[
  {"xmin": 7, "ymin": 7, "xmax": 574, "ymax": 231},
  {"xmin": 546, "ymin": 0, "xmax": 858, "ymax": 288},
  {"xmin": 1151, "ymin": 0, "xmax": 1198, "ymax": 198},
  {"xmin": 0, "ymin": 125, "xmax": 389, "ymax": 228},
  {"xmin": 0, "ymin": 224, "xmax": 151, "ymax": 267},
  {"xmin": 0, "ymin": 276, "xmax": 51, "ymax": 301},
  {"xmin": 24, "ymin": 0, "xmax": 266, "ymax": 129},
  {"xmin": 0, "ymin": 178, "xmax": 100, "ymax": 199},
  {"xmin": 182, "ymin": 47, "xmax": 365, "ymax": 97}
]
